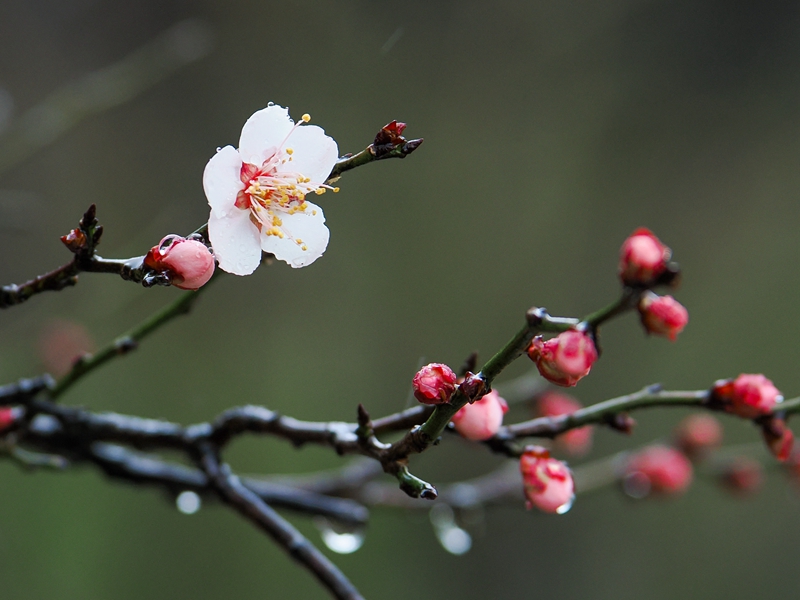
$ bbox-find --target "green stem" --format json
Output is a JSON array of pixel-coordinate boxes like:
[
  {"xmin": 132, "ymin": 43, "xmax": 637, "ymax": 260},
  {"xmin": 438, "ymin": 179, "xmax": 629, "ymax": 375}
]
[
  {"xmin": 506, "ymin": 386, "xmax": 709, "ymax": 438},
  {"xmin": 50, "ymin": 286, "xmax": 210, "ymax": 400}
]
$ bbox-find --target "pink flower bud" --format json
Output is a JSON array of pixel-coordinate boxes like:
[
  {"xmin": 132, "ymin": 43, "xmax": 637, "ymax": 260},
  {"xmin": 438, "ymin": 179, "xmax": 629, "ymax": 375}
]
[
  {"xmin": 451, "ymin": 389, "xmax": 509, "ymax": 441},
  {"xmin": 624, "ymin": 445, "xmax": 693, "ymax": 497},
  {"xmin": 760, "ymin": 416, "xmax": 794, "ymax": 462},
  {"xmin": 537, "ymin": 391, "xmax": 593, "ymax": 456},
  {"xmin": 638, "ymin": 293, "xmax": 688, "ymax": 341},
  {"xmin": 145, "ymin": 235, "xmax": 215, "ymax": 291},
  {"xmin": 711, "ymin": 373, "xmax": 782, "ymax": 419},
  {"xmin": 0, "ymin": 407, "xmax": 16, "ymax": 431},
  {"xmin": 38, "ymin": 319, "xmax": 96, "ymax": 377},
  {"xmin": 412, "ymin": 363, "xmax": 457, "ymax": 404},
  {"xmin": 721, "ymin": 457, "xmax": 763, "ymax": 495},
  {"xmin": 673, "ymin": 414, "xmax": 722, "ymax": 460},
  {"xmin": 619, "ymin": 228, "xmax": 671, "ymax": 286},
  {"xmin": 519, "ymin": 446, "xmax": 575, "ymax": 514},
  {"xmin": 527, "ymin": 330, "xmax": 598, "ymax": 387}
]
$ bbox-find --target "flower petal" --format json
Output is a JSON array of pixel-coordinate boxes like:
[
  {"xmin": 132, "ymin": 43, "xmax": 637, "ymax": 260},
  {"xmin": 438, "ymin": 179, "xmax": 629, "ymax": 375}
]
[
  {"xmin": 238, "ymin": 105, "xmax": 294, "ymax": 166},
  {"xmin": 203, "ymin": 145, "xmax": 244, "ymax": 214},
  {"xmin": 208, "ymin": 208, "xmax": 262, "ymax": 275},
  {"xmin": 260, "ymin": 202, "xmax": 329, "ymax": 268},
  {"xmin": 281, "ymin": 124, "xmax": 339, "ymax": 184}
]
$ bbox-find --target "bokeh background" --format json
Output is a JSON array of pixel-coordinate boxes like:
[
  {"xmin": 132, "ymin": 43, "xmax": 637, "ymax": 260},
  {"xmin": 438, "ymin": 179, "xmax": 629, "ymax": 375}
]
[{"xmin": 2, "ymin": 1, "xmax": 800, "ymax": 598}]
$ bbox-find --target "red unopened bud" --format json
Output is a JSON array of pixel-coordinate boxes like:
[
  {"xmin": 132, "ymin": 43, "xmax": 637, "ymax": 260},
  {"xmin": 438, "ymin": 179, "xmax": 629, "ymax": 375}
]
[
  {"xmin": 519, "ymin": 446, "xmax": 575, "ymax": 514},
  {"xmin": 619, "ymin": 228, "xmax": 671, "ymax": 286},
  {"xmin": 60, "ymin": 228, "xmax": 87, "ymax": 253},
  {"xmin": 412, "ymin": 363, "xmax": 457, "ymax": 405},
  {"xmin": 711, "ymin": 374, "xmax": 782, "ymax": 419},
  {"xmin": 760, "ymin": 417, "xmax": 794, "ymax": 462},
  {"xmin": 537, "ymin": 391, "xmax": 593, "ymax": 456},
  {"xmin": 145, "ymin": 235, "xmax": 215, "ymax": 291},
  {"xmin": 674, "ymin": 414, "xmax": 722, "ymax": 460},
  {"xmin": 623, "ymin": 445, "xmax": 693, "ymax": 497},
  {"xmin": 638, "ymin": 292, "xmax": 688, "ymax": 341},
  {"xmin": 527, "ymin": 330, "xmax": 597, "ymax": 387},
  {"xmin": 458, "ymin": 372, "xmax": 486, "ymax": 401},
  {"xmin": 0, "ymin": 407, "xmax": 16, "ymax": 431},
  {"xmin": 721, "ymin": 457, "xmax": 763, "ymax": 495},
  {"xmin": 451, "ymin": 389, "xmax": 508, "ymax": 441}
]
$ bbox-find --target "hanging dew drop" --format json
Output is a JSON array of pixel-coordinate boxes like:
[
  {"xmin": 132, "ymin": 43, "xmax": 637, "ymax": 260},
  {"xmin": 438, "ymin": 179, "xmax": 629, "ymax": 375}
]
[
  {"xmin": 555, "ymin": 494, "xmax": 575, "ymax": 515},
  {"xmin": 314, "ymin": 518, "xmax": 365, "ymax": 554},
  {"xmin": 436, "ymin": 525, "xmax": 472, "ymax": 555},
  {"xmin": 176, "ymin": 491, "xmax": 201, "ymax": 515},
  {"xmin": 429, "ymin": 504, "xmax": 472, "ymax": 555}
]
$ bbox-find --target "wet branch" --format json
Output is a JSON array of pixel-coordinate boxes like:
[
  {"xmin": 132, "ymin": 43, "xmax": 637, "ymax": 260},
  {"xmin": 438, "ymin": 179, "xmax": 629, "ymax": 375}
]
[{"xmin": 198, "ymin": 445, "xmax": 365, "ymax": 600}]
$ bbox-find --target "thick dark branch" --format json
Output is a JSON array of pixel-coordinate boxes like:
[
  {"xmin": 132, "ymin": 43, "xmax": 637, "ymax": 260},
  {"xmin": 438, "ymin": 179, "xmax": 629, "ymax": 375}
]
[
  {"xmin": 89, "ymin": 442, "xmax": 369, "ymax": 525},
  {"xmin": 0, "ymin": 375, "xmax": 54, "ymax": 407},
  {"xmin": 198, "ymin": 445, "xmax": 365, "ymax": 600}
]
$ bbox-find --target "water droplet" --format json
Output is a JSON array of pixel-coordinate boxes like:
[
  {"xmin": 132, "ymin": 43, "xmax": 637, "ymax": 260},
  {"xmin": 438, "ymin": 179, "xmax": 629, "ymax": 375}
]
[
  {"xmin": 429, "ymin": 504, "xmax": 472, "ymax": 555},
  {"xmin": 314, "ymin": 518, "xmax": 365, "ymax": 554},
  {"xmin": 436, "ymin": 525, "xmax": 472, "ymax": 555},
  {"xmin": 622, "ymin": 472, "xmax": 651, "ymax": 499},
  {"xmin": 267, "ymin": 101, "xmax": 275, "ymax": 107},
  {"xmin": 218, "ymin": 209, "xmax": 227, "ymax": 217},
  {"xmin": 176, "ymin": 491, "xmax": 201, "ymax": 514},
  {"xmin": 216, "ymin": 146, "xmax": 222, "ymax": 153},
  {"xmin": 555, "ymin": 494, "xmax": 575, "ymax": 514}
]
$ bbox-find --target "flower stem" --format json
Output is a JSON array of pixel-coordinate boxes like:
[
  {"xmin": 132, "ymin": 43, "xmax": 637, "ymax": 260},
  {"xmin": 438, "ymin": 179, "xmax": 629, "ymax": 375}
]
[{"xmin": 49, "ymin": 285, "xmax": 211, "ymax": 400}]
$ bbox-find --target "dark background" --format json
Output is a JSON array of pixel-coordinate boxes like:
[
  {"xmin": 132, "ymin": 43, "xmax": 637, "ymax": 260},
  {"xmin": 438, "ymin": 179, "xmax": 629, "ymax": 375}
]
[{"xmin": 2, "ymin": 1, "xmax": 800, "ymax": 598}]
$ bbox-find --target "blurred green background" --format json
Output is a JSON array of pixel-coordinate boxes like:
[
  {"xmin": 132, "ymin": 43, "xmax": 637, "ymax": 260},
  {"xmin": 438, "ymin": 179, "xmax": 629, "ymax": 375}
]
[{"xmin": 2, "ymin": 1, "xmax": 800, "ymax": 598}]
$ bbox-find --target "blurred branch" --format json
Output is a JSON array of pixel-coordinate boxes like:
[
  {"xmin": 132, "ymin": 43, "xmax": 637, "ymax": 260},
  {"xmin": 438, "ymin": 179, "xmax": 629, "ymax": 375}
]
[
  {"xmin": 198, "ymin": 445, "xmax": 365, "ymax": 600},
  {"xmin": 0, "ymin": 19, "xmax": 214, "ymax": 176}
]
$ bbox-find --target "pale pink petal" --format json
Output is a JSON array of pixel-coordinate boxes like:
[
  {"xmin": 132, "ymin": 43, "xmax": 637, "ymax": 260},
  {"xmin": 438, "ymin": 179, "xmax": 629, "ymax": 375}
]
[
  {"xmin": 208, "ymin": 209, "xmax": 262, "ymax": 275},
  {"xmin": 280, "ymin": 124, "xmax": 339, "ymax": 184},
  {"xmin": 260, "ymin": 202, "xmax": 329, "ymax": 268},
  {"xmin": 238, "ymin": 105, "xmax": 294, "ymax": 166},
  {"xmin": 203, "ymin": 145, "xmax": 244, "ymax": 215}
]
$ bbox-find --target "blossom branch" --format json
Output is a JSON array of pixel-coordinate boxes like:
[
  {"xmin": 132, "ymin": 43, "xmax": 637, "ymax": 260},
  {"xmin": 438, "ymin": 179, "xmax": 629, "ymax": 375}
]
[
  {"xmin": 327, "ymin": 120, "xmax": 423, "ymax": 182},
  {"xmin": 374, "ymin": 300, "xmax": 640, "ymax": 494},
  {"xmin": 197, "ymin": 444, "xmax": 365, "ymax": 600}
]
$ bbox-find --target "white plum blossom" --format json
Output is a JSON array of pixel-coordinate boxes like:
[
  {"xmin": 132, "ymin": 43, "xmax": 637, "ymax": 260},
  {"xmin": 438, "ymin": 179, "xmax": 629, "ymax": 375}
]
[{"xmin": 203, "ymin": 104, "xmax": 339, "ymax": 274}]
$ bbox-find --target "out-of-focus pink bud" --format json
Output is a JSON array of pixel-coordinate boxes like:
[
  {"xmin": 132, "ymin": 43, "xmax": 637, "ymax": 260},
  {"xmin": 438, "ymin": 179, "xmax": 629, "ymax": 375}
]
[
  {"xmin": 0, "ymin": 407, "xmax": 16, "ymax": 431},
  {"xmin": 760, "ymin": 417, "xmax": 794, "ymax": 462},
  {"xmin": 38, "ymin": 320, "xmax": 96, "ymax": 377},
  {"xmin": 537, "ymin": 391, "xmax": 593, "ymax": 456},
  {"xmin": 412, "ymin": 363, "xmax": 457, "ymax": 405},
  {"xmin": 674, "ymin": 414, "xmax": 723, "ymax": 460},
  {"xmin": 711, "ymin": 374, "xmax": 782, "ymax": 419},
  {"xmin": 451, "ymin": 389, "xmax": 509, "ymax": 441},
  {"xmin": 624, "ymin": 445, "xmax": 693, "ymax": 497},
  {"xmin": 638, "ymin": 293, "xmax": 688, "ymax": 341},
  {"xmin": 519, "ymin": 446, "xmax": 575, "ymax": 514},
  {"xmin": 145, "ymin": 235, "xmax": 215, "ymax": 291},
  {"xmin": 785, "ymin": 448, "xmax": 800, "ymax": 484},
  {"xmin": 721, "ymin": 457, "xmax": 763, "ymax": 495},
  {"xmin": 527, "ymin": 330, "xmax": 598, "ymax": 387},
  {"xmin": 619, "ymin": 228, "xmax": 671, "ymax": 286}
]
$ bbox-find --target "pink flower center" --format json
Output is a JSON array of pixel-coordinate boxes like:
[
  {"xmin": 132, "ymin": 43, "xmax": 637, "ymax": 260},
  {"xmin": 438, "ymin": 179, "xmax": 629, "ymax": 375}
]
[{"xmin": 234, "ymin": 119, "xmax": 338, "ymax": 251}]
